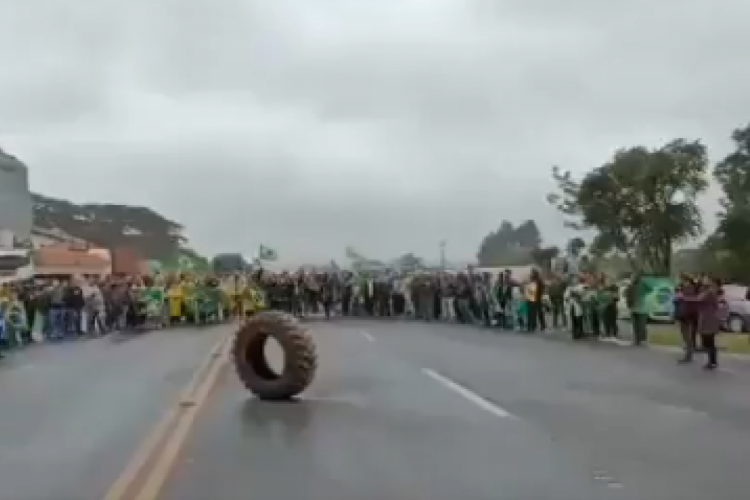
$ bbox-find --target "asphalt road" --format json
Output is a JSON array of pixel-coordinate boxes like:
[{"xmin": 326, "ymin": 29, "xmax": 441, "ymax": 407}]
[
  {"xmin": 3, "ymin": 320, "xmax": 750, "ymax": 499},
  {"xmin": 0, "ymin": 325, "xmax": 228, "ymax": 500},
  {"xmin": 161, "ymin": 320, "xmax": 750, "ymax": 500}
]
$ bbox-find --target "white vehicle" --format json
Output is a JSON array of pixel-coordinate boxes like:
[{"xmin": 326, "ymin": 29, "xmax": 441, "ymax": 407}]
[
  {"xmin": 0, "ymin": 248, "xmax": 33, "ymax": 284},
  {"xmin": 721, "ymin": 284, "xmax": 750, "ymax": 333},
  {"xmin": 0, "ymin": 230, "xmax": 33, "ymax": 284}
]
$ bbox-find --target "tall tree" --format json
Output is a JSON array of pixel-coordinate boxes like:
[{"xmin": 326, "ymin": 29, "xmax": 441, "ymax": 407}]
[
  {"xmin": 513, "ymin": 220, "xmax": 542, "ymax": 248},
  {"xmin": 477, "ymin": 220, "xmax": 515, "ymax": 265},
  {"xmin": 212, "ymin": 253, "xmax": 248, "ymax": 274},
  {"xmin": 392, "ymin": 252, "xmax": 425, "ymax": 271},
  {"xmin": 548, "ymin": 139, "xmax": 709, "ymax": 274},
  {"xmin": 32, "ymin": 193, "xmax": 185, "ymax": 259},
  {"xmin": 709, "ymin": 124, "xmax": 750, "ymax": 281},
  {"xmin": 566, "ymin": 237, "xmax": 586, "ymax": 257},
  {"xmin": 477, "ymin": 220, "xmax": 544, "ymax": 266},
  {"xmin": 530, "ymin": 245, "xmax": 560, "ymax": 272}
]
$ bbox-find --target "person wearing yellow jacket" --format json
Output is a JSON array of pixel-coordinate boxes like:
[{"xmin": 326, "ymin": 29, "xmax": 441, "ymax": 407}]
[
  {"xmin": 167, "ymin": 280, "xmax": 184, "ymax": 324},
  {"xmin": 220, "ymin": 275, "xmax": 239, "ymax": 318},
  {"xmin": 1, "ymin": 287, "xmax": 27, "ymax": 349},
  {"xmin": 241, "ymin": 280, "xmax": 266, "ymax": 316}
]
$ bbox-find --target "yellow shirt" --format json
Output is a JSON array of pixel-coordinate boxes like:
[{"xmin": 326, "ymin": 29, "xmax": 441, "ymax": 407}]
[
  {"xmin": 168, "ymin": 284, "xmax": 184, "ymax": 299},
  {"xmin": 525, "ymin": 282, "xmax": 538, "ymax": 302}
]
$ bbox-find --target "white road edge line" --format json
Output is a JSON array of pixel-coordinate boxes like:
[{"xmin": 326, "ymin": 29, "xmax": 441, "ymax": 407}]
[
  {"xmin": 421, "ymin": 368, "xmax": 515, "ymax": 419},
  {"xmin": 360, "ymin": 330, "xmax": 375, "ymax": 342},
  {"xmin": 599, "ymin": 337, "xmax": 631, "ymax": 347}
]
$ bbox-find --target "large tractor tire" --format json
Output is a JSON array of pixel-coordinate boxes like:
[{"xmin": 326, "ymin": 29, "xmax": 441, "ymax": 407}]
[{"xmin": 232, "ymin": 311, "xmax": 317, "ymax": 401}]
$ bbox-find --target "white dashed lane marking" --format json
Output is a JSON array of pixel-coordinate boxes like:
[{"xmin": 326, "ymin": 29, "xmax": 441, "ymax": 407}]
[
  {"xmin": 593, "ymin": 469, "xmax": 624, "ymax": 489},
  {"xmin": 421, "ymin": 368, "xmax": 515, "ymax": 419}
]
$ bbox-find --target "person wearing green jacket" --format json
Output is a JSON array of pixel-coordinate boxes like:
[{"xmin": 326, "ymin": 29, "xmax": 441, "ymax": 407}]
[
  {"xmin": 1, "ymin": 299, "xmax": 28, "ymax": 349},
  {"xmin": 627, "ymin": 273, "xmax": 649, "ymax": 345},
  {"xmin": 582, "ymin": 285, "xmax": 599, "ymax": 337}
]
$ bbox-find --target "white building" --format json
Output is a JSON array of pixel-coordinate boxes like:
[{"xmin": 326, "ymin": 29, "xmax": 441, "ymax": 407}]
[
  {"xmin": 0, "ymin": 148, "xmax": 33, "ymax": 243},
  {"xmin": 30, "ymin": 226, "xmax": 85, "ymax": 249}
]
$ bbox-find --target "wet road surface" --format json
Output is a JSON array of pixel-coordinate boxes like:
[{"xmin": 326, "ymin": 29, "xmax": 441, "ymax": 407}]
[
  {"xmin": 162, "ymin": 320, "xmax": 750, "ymax": 500},
  {"xmin": 0, "ymin": 325, "xmax": 228, "ymax": 500}
]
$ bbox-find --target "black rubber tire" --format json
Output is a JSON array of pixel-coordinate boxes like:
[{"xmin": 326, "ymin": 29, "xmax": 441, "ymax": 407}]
[{"xmin": 232, "ymin": 311, "xmax": 317, "ymax": 401}]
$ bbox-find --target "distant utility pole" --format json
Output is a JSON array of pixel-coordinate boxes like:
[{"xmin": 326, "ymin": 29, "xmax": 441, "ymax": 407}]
[{"xmin": 439, "ymin": 239, "xmax": 447, "ymax": 270}]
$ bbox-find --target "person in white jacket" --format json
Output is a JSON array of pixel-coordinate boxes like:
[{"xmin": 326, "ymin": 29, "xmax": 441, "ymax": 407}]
[
  {"xmin": 83, "ymin": 280, "xmax": 106, "ymax": 335},
  {"xmin": 565, "ymin": 280, "xmax": 586, "ymax": 340}
]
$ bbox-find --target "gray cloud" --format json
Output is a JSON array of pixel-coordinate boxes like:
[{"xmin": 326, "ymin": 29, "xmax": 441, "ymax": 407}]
[{"xmin": 1, "ymin": 0, "xmax": 748, "ymax": 264}]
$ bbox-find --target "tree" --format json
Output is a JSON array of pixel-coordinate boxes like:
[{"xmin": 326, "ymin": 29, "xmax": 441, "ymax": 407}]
[
  {"xmin": 158, "ymin": 248, "xmax": 210, "ymax": 273},
  {"xmin": 513, "ymin": 220, "xmax": 542, "ymax": 248},
  {"xmin": 32, "ymin": 193, "xmax": 186, "ymax": 259},
  {"xmin": 566, "ymin": 237, "xmax": 586, "ymax": 257},
  {"xmin": 530, "ymin": 245, "xmax": 560, "ymax": 272},
  {"xmin": 673, "ymin": 247, "xmax": 710, "ymax": 276},
  {"xmin": 548, "ymin": 139, "xmax": 709, "ymax": 274},
  {"xmin": 476, "ymin": 220, "xmax": 543, "ymax": 266},
  {"xmin": 578, "ymin": 254, "xmax": 594, "ymax": 273},
  {"xmin": 345, "ymin": 245, "xmax": 385, "ymax": 272},
  {"xmin": 212, "ymin": 253, "xmax": 249, "ymax": 274},
  {"xmin": 708, "ymin": 124, "xmax": 750, "ymax": 282},
  {"xmin": 392, "ymin": 252, "xmax": 425, "ymax": 271}
]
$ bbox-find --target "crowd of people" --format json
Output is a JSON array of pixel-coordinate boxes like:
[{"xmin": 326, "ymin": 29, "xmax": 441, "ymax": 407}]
[
  {"xmin": 260, "ymin": 268, "xmax": 727, "ymax": 370},
  {"xmin": 0, "ymin": 267, "xmax": 729, "ymax": 369},
  {"xmin": 0, "ymin": 274, "xmax": 228, "ymax": 357},
  {"xmin": 673, "ymin": 273, "xmax": 728, "ymax": 370},
  {"xmin": 266, "ymin": 268, "xmax": 601, "ymax": 334}
]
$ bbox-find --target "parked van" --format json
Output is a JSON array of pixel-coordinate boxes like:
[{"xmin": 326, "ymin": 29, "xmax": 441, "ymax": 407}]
[{"xmin": 721, "ymin": 284, "xmax": 750, "ymax": 333}]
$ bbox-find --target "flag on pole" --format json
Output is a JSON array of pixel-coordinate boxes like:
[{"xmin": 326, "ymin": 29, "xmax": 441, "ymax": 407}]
[
  {"xmin": 258, "ymin": 244, "xmax": 278, "ymax": 261},
  {"xmin": 159, "ymin": 250, "xmax": 210, "ymax": 273}
]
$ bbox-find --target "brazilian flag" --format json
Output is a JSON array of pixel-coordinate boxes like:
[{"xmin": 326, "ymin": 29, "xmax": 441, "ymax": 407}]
[{"xmin": 159, "ymin": 250, "xmax": 210, "ymax": 273}]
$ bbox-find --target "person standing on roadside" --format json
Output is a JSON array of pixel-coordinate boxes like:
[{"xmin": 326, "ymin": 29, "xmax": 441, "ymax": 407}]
[
  {"xmin": 340, "ymin": 271, "xmax": 354, "ymax": 316},
  {"xmin": 66, "ymin": 279, "xmax": 85, "ymax": 337},
  {"xmin": 675, "ymin": 274, "xmax": 700, "ymax": 363},
  {"xmin": 496, "ymin": 270, "xmax": 514, "ymax": 329},
  {"xmin": 627, "ymin": 272, "xmax": 648, "ymax": 345},
  {"xmin": 684, "ymin": 276, "xmax": 724, "ymax": 370},
  {"xmin": 37, "ymin": 282, "xmax": 52, "ymax": 340},
  {"xmin": 18, "ymin": 283, "xmax": 36, "ymax": 344},
  {"xmin": 418, "ymin": 275, "xmax": 435, "ymax": 321},
  {"xmin": 440, "ymin": 273, "xmax": 455, "ymax": 322},
  {"xmin": 391, "ymin": 273, "xmax": 406, "ymax": 316},
  {"xmin": 566, "ymin": 278, "xmax": 586, "ymax": 339},
  {"xmin": 49, "ymin": 280, "xmax": 66, "ymax": 339},
  {"xmin": 599, "ymin": 283, "xmax": 619, "ymax": 338},
  {"xmin": 548, "ymin": 276, "xmax": 567, "ymax": 329},
  {"xmin": 455, "ymin": 273, "xmax": 475, "ymax": 324},
  {"xmin": 526, "ymin": 268, "xmax": 546, "ymax": 332},
  {"xmin": 85, "ymin": 278, "xmax": 106, "ymax": 335},
  {"xmin": 319, "ymin": 274, "xmax": 333, "ymax": 319}
]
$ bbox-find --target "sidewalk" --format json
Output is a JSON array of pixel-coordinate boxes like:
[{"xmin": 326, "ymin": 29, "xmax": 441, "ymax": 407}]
[{"xmin": 538, "ymin": 321, "xmax": 750, "ymax": 361}]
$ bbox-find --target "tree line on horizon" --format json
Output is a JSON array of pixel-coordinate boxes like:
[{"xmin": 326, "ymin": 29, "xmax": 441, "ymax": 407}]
[{"xmin": 475, "ymin": 122, "xmax": 750, "ymax": 282}]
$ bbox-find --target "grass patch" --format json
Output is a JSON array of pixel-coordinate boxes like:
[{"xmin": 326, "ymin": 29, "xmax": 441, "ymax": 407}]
[{"xmin": 647, "ymin": 327, "xmax": 750, "ymax": 354}]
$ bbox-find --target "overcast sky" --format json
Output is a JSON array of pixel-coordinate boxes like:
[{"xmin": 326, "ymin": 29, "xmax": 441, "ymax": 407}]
[{"xmin": 1, "ymin": 0, "xmax": 748, "ymax": 264}]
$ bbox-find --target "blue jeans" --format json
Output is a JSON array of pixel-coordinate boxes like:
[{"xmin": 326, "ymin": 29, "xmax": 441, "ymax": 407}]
[
  {"xmin": 49, "ymin": 307, "xmax": 65, "ymax": 339},
  {"xmin": 65, "ymin": 308, "xmax": 82, "ymax": 336},
  {"xmin": 41, "ymin": 310, "xmax": 52, "ymax": 338}
]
